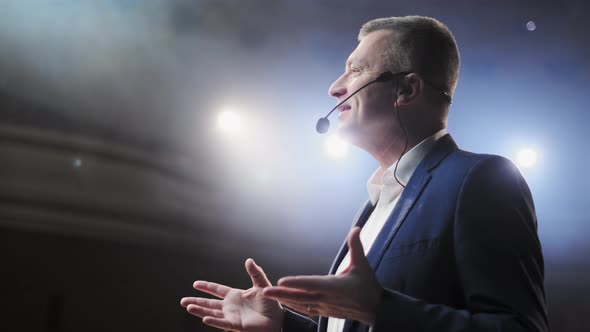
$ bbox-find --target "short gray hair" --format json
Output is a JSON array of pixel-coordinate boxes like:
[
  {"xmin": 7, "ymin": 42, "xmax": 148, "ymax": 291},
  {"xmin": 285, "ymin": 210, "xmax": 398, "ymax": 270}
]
[{"xmin": 359, "ymin": 16, "xmax": 460, "ymax": 98}]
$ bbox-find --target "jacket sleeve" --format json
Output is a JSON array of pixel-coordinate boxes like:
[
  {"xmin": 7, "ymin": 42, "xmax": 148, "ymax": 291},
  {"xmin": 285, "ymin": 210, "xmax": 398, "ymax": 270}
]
[
  {"xmin": 372, "ymin": 156, "xmax": 549, "ymax": 332},
  {"xmin": 282, "ymin": 308, "xmax": 317, "ymax": 332}
]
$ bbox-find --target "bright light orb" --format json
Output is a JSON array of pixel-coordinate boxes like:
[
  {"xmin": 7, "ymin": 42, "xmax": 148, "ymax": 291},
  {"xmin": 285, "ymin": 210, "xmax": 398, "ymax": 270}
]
[
  {"xmin": 73, "ymin": 158, "xmax": 82, "ymax": 168},
  {"xmin": 217, "ymin": 110, "xmax": 243, "ymax": 135},
  {"xmin": 516, "ymin": 148, "xmax": 538, "ymax": 168},
  {"xmin": 324, "ymin": 134, "xmax": 350, "ymax": 159},
  {"xmin": 526, "ymin": 21, "xmax": 536, "ymax": 31}
]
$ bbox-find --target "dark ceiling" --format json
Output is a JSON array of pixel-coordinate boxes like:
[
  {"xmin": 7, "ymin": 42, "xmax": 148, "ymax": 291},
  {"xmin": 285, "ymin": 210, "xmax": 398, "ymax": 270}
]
[{"xmin": 0, "ymin": 1, "xmax": 589, "ymax": 331}]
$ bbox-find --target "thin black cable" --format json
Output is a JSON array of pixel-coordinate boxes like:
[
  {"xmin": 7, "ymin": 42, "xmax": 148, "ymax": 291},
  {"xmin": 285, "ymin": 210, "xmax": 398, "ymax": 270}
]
[
  {"xmin": 321, "ymin": 76, "xmax": 387, "ymax": 122},
  {"xmin": 319, "ymin": 72, "xmax": 407, "ymax": 126},
  {"xmin": 392, "ymin": 81, "xmax": 408, "ymax": 189}
]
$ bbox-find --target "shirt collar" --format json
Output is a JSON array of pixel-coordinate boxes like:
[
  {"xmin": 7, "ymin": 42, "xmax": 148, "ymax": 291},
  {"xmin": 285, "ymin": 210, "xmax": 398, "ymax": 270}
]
[{"xmin": 367, "ymin": 129, "xmax": 447, "ymax": 205}]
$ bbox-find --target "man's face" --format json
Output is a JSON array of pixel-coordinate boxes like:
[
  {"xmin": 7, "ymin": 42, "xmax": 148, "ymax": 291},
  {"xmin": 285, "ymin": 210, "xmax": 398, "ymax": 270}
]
[{"xmin": 329, "ymin": 30, "xmax": 398, "ymax": 146}]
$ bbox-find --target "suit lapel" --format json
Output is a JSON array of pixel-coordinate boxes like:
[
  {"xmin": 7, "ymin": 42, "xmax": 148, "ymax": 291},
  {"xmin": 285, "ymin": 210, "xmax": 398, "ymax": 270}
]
[
  {"xmin": 320, "ymin": 135, "xmax": 458, "ymax": 332},
  {"xmin": 366, "ymin": 134, "xmax": 458, "ymax": 270},
  {"xmin": 328, "ymin": 200, "xmax": 375, "ymax": 275},
  {"xmin": 365, "ymin": 168, "xmax": 431, "ymax": 269},
  {"xmin": 319, "ymin": 200, "xmax": 374, "ymax": 332}
]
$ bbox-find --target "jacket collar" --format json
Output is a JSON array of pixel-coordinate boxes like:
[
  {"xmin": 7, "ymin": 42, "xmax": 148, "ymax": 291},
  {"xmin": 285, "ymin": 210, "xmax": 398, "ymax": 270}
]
[
  {"xmin": 322, "ymin": 134, "xmax": 458, "ymax": 332},
  {"xmin": 365, "ymin": 134, "xmax": 457, "ymax": 269},
  {"xmin": 329, "ymin": 134, "xmax": 458, "ymax": 273}
]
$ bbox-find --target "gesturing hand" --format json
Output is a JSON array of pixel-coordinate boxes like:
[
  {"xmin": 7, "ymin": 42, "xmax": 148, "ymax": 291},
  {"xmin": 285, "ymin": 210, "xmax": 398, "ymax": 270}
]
[
  {"xmin": 181, "ymin": 259, "xmax": 284, "ymax": 332},
  {"xmin": 262, "ymin": 227, "xmax": 382, "ymax": 325}
]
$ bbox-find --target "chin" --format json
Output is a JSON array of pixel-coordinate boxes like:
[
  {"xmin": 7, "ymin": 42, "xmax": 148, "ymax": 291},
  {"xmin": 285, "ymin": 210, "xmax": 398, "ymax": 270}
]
[
  {"xmin": 336, "ymin": 125, "xmax": 360, "ymax": 144},
  {"xmin": 338, "ymin": 123, "xmax": 378, "ymax": 150}
]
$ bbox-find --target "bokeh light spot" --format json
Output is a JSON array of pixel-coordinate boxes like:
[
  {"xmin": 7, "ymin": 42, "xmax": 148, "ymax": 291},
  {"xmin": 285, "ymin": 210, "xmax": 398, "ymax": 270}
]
[
  {"xmin": 217, "ymin": 110, "xmax": 243, "ymax": 135},
  {"xmin": 516, "ymin": 148, "xmax": 538, "ymax": 168},
  {"xmin": 323, "ymin": 134, "xmax": 350, "ymax": 159},
  {"xmin": 73, "ymin": 158, "xmax": 82, "ymax": 168},
  {"xmin": 526, "ymin": 21, "xmax": 536, "ymax": 31}
]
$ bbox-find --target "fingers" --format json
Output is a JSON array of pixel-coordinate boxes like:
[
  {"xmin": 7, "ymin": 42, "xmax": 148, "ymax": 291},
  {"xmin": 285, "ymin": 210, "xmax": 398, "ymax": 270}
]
[
  {"xmin": 280, "ymin": 301, "xmax": 316, "ymax": 316},
  {"xmin": 245, "ymin": 258, "xmax": 271, "ymax": 288},
  {"xmin": 180, "ymin": 297, "xmax": 223, "ymax": 310},
  {"xmin": 263, "ymin": 286, "xmax": 323, "ymax": 303},
  {"xmin": 193, "ymin": 280, "xmax": 231, "ymax": 298},
  {"xmin": 203, "ymin": 317, "xmax": 237, "ymax": 331},
  {"xmin": 347, "ymin": 227, "xmax": 366, "ymax": 266},
  {"xmin": 276, "ymin": 275, "xmax": 338, "ymax": 291},
  {"xmin": 186, "ymin": 303, "xmax": 224, "ymax": 319},
  {"xmin": 281, "ymin": 301, "xmax": 349, "ymax": 320}
]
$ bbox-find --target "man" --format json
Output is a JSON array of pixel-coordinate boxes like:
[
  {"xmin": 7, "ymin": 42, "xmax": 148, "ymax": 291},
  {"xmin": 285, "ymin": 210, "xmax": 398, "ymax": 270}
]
[{"xmin": 181, "ymin": 16, "xmax": 549, "ymax": 332}]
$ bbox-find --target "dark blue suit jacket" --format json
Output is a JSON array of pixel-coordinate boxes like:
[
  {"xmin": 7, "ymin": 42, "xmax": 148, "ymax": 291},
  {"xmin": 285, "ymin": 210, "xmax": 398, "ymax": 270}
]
[{"xmin": 283, "ymin": 135, "xmax": 548, "ymax": 332}]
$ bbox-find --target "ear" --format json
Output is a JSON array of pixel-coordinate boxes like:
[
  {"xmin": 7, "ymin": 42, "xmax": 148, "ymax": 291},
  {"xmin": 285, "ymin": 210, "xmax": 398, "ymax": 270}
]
[{"xmin": 395, "ymin": 73, "xmax": 424, "ymax": 106}]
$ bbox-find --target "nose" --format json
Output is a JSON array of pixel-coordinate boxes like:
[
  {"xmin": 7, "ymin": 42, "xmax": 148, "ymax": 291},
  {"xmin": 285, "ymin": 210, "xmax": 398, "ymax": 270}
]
[{"xmin": 329, "ymin": 73, "xmax": 347, "ymax": 99}]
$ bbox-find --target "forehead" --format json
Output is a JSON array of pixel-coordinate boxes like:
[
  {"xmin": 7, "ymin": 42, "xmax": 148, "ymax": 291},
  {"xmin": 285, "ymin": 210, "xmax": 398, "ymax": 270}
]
[{"xmin": 346, "ymin": 29, "xmax": 396, "ymax": 67}]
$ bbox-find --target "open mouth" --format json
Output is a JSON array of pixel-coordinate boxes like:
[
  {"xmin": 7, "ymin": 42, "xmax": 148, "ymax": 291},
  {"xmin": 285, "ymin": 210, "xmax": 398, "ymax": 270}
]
[
  {"xmin": 337, "ymin": 105, "xmax": 351, "ymax": 120},
  {"xmin": 338, "ymin": 105, "xmax": 351, "ymax": 112}
]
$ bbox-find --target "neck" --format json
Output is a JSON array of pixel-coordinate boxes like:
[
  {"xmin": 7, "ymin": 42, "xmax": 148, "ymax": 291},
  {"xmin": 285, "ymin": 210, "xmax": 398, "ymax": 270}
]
[{"xmin": 365, "ymin": 125, "xmax": 443, "ymax": 169}]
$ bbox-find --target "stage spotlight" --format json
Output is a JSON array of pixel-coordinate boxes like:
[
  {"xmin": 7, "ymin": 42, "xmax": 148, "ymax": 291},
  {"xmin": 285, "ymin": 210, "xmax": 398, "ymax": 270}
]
[
  {"xmin": 323, "ymin": 134, "xmax": 350, "ymax": 159},
  {"xmin": 217, "ymin": 110, "xmax": 243, "ymax": 135},
  {"xmin": 516, "ymin": 148, "xmax": 538, "ymax": 169}
]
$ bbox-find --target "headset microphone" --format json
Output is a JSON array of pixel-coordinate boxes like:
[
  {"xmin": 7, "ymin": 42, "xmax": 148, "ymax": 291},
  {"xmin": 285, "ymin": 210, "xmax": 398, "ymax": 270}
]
[{"xmin": 315, "ymin": 71, "xmax": 399, "ymax": 134}]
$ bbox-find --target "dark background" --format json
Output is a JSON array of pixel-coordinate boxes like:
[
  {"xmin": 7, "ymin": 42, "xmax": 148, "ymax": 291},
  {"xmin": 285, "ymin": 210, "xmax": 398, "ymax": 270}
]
[{"xmin": 0, "ymin": 1, "xmax": 588, "ymax": 331}]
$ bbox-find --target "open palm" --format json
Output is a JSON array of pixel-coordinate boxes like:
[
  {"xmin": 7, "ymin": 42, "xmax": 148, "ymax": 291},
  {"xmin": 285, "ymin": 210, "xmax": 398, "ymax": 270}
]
[{"xmin": 181, "ymin": 259, "xmax": 284, "ymax": 332}]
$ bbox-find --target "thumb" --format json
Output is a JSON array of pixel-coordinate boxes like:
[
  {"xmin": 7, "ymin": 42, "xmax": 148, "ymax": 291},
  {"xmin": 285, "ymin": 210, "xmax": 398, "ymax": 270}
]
[
  {"xmin": 245, "ymin": 258, "xmax": 271, "ymax": 288},
  {"xmin": 347, "ymin": 227, "xmax": 367, "ymax": 266}
]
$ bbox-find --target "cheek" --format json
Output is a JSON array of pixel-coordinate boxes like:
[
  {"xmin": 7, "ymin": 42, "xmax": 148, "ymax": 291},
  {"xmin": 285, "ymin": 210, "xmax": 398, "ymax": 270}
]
[
  {"xmin": 367, "ymin": 90, "xmax": 394, "ymax": 111},
  {"xmin": 358, "ymin": 95, "xmax": 381, "ymax": 115}
]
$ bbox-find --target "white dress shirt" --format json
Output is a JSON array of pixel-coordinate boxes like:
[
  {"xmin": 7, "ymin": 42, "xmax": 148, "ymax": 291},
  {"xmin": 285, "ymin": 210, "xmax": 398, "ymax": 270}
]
[{"xmin": 326, "ymin": 129, "xmax": 447, "ymax": 332}]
